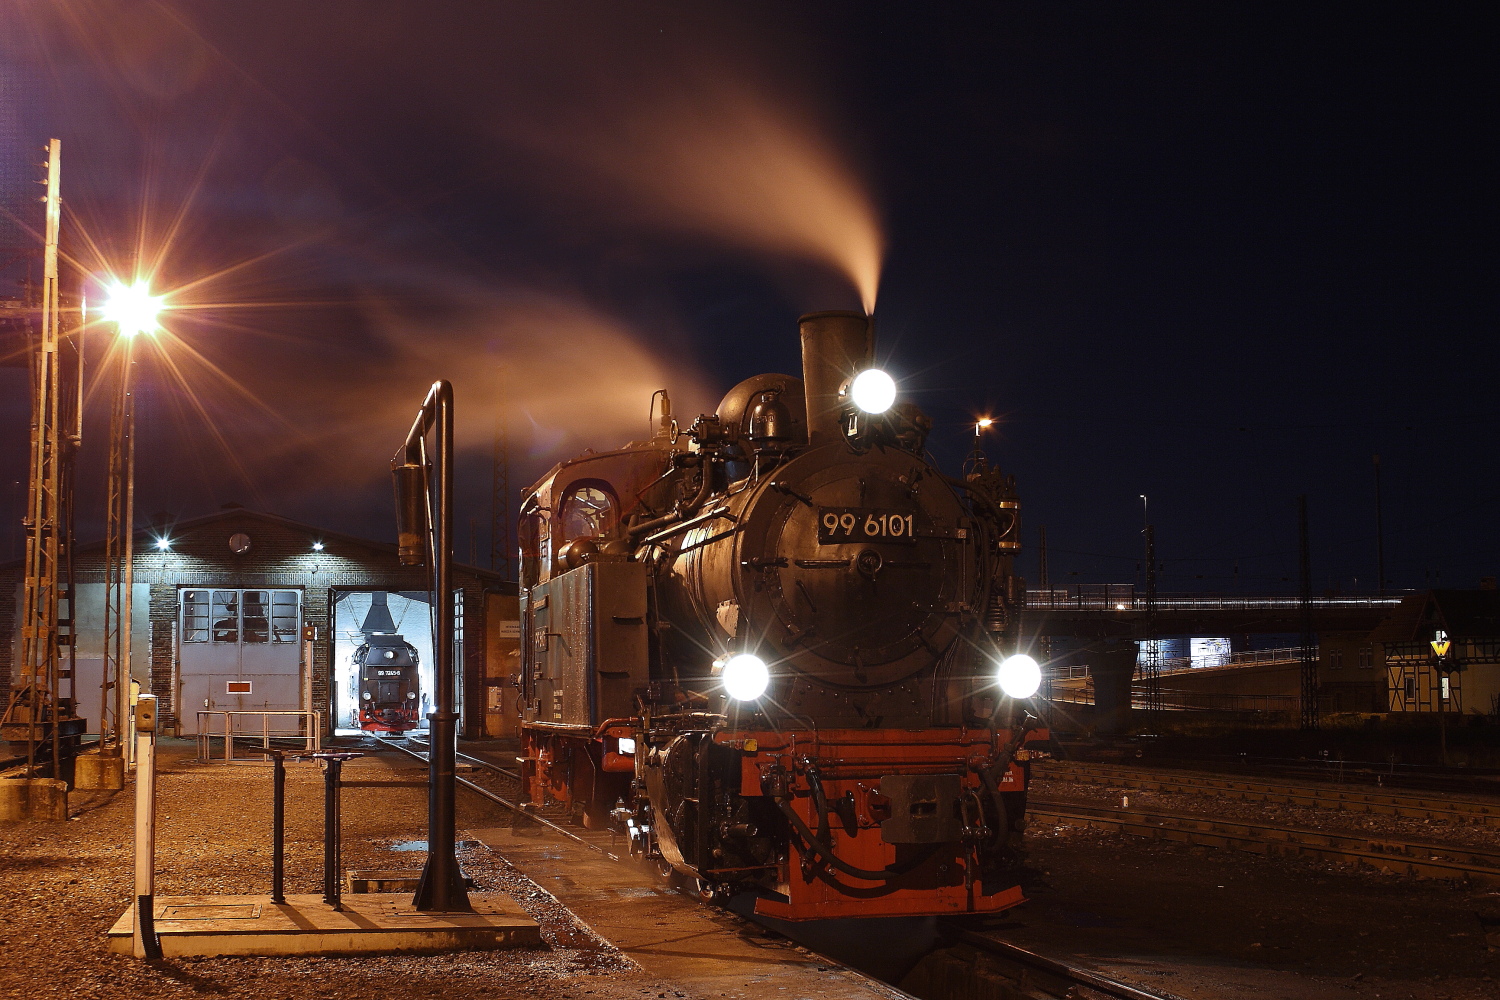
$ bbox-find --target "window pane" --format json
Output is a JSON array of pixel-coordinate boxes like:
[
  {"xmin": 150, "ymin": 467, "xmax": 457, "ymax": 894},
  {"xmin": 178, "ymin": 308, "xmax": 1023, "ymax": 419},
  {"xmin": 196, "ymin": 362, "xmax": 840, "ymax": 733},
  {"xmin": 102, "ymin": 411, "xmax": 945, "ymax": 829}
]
[
  {"xmin": 560, "ymin": 485, "xmax": 616, "ymax": 541},
  {"xmin": 242, "ymin": 591, "xmax": 270, "ymax": 643},
  {"xmin": 182, "ymin": 591, "xmax": 209, "ymax": 643},
  {"xmin": 212, "ymin": 591, "xmax": 239, "ymax": 643},
  {"xmin": 270, "ymin": 591, "xmax": 299, "ymax": 643}
]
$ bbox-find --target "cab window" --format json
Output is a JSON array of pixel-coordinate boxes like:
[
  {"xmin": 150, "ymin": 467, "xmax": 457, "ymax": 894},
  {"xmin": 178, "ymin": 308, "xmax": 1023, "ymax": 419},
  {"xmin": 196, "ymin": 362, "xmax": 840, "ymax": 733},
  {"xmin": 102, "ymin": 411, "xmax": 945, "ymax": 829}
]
[{"xmin": 559, "ymin": 483, "xmax": 616, "ymax": 541}]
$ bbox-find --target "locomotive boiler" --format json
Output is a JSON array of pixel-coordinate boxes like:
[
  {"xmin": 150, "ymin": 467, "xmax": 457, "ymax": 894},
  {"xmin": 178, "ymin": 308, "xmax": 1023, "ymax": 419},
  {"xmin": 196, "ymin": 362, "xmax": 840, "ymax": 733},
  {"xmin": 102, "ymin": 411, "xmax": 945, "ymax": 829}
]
[{"xmin": 517, "ymin": 311, "xmax": 1047, "ymax": 920}]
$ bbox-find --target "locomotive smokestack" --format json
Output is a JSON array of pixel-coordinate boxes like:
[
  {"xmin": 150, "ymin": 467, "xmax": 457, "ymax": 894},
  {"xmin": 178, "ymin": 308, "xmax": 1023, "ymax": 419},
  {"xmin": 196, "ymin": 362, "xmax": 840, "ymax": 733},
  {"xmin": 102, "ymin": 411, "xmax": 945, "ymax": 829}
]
[{"xmin": 799, "ymin": 310, "xmax": 873, "ymax": 445}]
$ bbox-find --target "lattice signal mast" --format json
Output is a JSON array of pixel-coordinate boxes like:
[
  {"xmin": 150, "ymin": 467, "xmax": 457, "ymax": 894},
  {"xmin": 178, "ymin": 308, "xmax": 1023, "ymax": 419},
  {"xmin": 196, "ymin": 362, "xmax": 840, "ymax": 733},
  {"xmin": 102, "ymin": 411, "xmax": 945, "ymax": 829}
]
[
  {"xmin": 488, "ymin": 372, "xmax": 512, "ymax": 581},
  {"xmin": 1, "ymin": 139, "xmax": 84, "ymax": 772}
]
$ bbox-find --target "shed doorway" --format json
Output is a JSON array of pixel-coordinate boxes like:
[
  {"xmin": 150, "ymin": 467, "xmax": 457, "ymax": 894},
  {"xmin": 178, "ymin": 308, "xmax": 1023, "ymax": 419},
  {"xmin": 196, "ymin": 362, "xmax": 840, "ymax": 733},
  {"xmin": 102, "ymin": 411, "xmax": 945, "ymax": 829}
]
[{"xmin": 331, "ymin": 590, "xmax": 436, "ymax": 736}]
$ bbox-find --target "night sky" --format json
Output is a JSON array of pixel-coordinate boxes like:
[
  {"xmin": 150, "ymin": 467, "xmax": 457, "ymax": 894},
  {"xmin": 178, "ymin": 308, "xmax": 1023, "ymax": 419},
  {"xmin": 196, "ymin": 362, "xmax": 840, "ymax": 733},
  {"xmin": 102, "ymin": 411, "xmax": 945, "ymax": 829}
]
[{"xmin": 1, "ymin": 3, "xmax": 1494, "ymax": 595}]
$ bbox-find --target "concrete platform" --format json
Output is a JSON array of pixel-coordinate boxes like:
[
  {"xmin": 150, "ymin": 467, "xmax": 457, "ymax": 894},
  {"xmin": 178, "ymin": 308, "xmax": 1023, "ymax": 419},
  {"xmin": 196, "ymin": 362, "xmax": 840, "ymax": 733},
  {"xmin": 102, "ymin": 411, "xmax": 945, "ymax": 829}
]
[
  {"xmin": 106, "ymin": 892, "xmax": 540, "ymax": 957},
  {"xmin": 471, "ymin": 827, "xmax": 910, "ymax": 1000}
]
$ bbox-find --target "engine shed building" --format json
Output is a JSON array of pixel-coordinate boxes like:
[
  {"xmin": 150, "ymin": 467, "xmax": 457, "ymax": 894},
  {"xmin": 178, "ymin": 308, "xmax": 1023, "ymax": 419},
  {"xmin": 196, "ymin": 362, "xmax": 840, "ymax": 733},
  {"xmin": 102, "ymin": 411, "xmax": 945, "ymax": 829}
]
[{"xmin": 1, "ymin": 507, "xmax": 519, "ymax": 740}]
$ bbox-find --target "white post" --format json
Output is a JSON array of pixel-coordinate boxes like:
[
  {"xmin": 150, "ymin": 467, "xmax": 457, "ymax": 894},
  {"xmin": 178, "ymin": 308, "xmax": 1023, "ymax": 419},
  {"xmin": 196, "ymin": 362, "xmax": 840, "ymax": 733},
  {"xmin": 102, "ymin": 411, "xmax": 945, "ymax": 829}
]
[{"xmin": 132, "ymin": 694, "xmax": 160, "ymax": 959}]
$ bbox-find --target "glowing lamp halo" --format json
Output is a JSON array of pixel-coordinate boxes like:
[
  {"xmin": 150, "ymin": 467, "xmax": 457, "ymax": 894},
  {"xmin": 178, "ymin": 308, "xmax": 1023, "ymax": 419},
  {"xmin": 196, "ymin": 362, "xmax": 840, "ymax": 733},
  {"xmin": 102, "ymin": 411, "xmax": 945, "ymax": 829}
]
[
  {"xmin": 849, "ymin": 368, "xmax": 897, "ymax": 414},
  {"xmin": 997, "ymin": 653, "xmax": 1042, "ymax": 699},
  {"xmin": 101, "ymin": 279, "xmax": 165, "ymax": 338},
  {"xmin": 720, "ymin": 653, "xmax": 770, "ymax": 702}
]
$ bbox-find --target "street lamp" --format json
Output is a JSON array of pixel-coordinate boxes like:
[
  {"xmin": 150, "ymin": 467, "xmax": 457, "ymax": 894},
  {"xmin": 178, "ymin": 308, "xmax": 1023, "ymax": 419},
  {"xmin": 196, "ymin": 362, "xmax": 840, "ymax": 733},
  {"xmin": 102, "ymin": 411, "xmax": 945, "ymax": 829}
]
[{"xmin": 99, "ymin": 278, "xmax": 164, "ymax": 759}]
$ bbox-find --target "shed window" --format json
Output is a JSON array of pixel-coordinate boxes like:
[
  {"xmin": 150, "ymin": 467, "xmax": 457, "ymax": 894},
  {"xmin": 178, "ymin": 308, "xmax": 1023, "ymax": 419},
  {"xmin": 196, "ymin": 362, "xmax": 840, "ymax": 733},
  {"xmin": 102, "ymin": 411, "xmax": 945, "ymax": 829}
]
[
  {"xmin": 183, "ymin": 591, "xmax": 210, "ymax": 643},
  {"xmin": 271, "ymin": 592, "xmax": 299, "ymax": 642},
  {"xmin": 1404, "ymin": 676, "xmax": 1416, "ymax": 700},
  {"xmin": 1358, "ymin": 647, "xmax": 1373, "ymax": 669},
  {"xmin": 243, "ymin": 591, "xmax": 270, "ymax": 643},
  {"xmin": 1327, "ymin": 649, "xmax": 1343, "ymax": 670},
  {"xmin": 560, "ymin": 484, "xmax": 616, "ymax": 541},
  {"xmin": 212, "ymin": 591, "xmax": 240, "ymax": 643}
]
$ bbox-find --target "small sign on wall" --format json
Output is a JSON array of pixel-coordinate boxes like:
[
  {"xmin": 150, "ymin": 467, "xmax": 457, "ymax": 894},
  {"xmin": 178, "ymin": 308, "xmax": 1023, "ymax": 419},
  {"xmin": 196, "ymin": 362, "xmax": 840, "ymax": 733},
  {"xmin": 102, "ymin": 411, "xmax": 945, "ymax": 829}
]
[
  {"xmin": 499, "ymin": 620, "xmax": 521, "ymax": 640},
  {"xmin": 227, "ymin": 681, "xmax": 252, "ymax": 695}
]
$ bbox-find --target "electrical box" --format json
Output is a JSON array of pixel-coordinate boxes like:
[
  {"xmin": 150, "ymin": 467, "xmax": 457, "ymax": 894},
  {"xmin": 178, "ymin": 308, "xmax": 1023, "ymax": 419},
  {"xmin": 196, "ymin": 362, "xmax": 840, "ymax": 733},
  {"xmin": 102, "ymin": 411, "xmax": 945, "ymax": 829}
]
[{"xmin": 135, "ymin": 695, "xmax": 157, "ymax": 734}]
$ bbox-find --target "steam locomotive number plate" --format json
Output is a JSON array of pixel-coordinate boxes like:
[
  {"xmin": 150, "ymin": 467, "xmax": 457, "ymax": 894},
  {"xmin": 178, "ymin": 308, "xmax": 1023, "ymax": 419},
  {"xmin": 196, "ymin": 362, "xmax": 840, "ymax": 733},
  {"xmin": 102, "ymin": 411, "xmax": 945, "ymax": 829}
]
[{"xmin": 817, "ymin": 508, "xmax": 918, "ymax": 545}]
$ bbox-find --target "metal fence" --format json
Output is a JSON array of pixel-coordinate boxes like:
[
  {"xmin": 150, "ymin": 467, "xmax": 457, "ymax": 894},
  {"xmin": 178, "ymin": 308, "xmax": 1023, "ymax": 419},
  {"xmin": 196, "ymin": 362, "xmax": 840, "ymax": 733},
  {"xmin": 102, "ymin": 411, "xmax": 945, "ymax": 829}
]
[
  {"xmin": 196, "ymin": 710, "xmax": 323, "ymax": 763},
  {"xmin": 1025, "ymin": 587, "xmax": 1402, "ymax": 612}
]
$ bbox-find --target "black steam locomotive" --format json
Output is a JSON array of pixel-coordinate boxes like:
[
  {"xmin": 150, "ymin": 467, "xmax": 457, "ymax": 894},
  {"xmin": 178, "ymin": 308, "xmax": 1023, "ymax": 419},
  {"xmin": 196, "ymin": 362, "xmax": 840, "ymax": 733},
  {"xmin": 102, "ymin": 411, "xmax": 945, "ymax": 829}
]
[
  {"xmin": 517, "ymin": 311, "xmax": 1047, "ymax": 920},
  {"xmin": 354, "ymin": 633, "xmax": 422, "ymax": 735}
]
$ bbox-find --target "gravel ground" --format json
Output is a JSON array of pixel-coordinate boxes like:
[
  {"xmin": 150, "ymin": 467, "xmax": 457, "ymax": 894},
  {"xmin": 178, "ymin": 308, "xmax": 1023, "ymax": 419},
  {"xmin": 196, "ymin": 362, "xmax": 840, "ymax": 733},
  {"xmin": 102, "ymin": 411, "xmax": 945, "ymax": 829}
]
[
  {"xmin": 0, "ymin": 741, "xmax": 683, "ymax": 1000},
  {"xmin": 998, "ymin": 822, "xmax": 1500, "ymax": 1000},
  {"xmin": 1031, "ymin": 775, "xmax": 1500, "ymax": 850}
]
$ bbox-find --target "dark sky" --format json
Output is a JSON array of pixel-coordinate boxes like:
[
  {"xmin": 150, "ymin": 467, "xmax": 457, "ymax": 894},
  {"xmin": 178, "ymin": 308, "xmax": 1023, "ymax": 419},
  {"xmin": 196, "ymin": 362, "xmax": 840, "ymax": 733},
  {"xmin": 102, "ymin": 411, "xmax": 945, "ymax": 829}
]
[{"xmin": 0, "ymin": 3, "xmax": 1494, "ymax": 594}]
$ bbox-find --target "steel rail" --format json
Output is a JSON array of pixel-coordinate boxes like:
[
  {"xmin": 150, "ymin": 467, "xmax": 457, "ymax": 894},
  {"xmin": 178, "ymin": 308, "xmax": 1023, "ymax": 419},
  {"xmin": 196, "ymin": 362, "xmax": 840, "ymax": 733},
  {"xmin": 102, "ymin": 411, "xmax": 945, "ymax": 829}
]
[
  {"xmin": 1028, "ymin": 798, "xmax": 1500, "ymax": 883},
  {"xmin": 374, "ymin": 736, "xmax": 608, "ymax": 855},
  {"xmin": 404, "ymin": 736, "xmax": 521, "ymax": 781},
  {"xmin": 936, "ymin": 923, "xmax": 1190, "ymax": 1000},
  {"xmin": 385, "ymin": 741, "xmax": 1181, "ymax": 1000},
  {"xmin": 1036, "ymin": 762, "xmax": 1500, "ymax": 824}
]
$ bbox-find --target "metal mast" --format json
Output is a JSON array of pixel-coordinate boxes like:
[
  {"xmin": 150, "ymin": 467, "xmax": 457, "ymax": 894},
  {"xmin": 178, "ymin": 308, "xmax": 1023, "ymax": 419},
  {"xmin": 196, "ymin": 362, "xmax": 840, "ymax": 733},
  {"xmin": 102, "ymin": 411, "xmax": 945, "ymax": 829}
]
[
  {"xmin": 488, "ymin": 384, "xmax": 512, "ymax": 581},
  {"xmin": 1299, "ymin": 496, "xmax": 1318, "ymax": 730},
  {"xmin": 2, "ymin": 139, "xmax": 83, "ymax": 773},
  {"xmin": 101, "ymin": 336, "xmax": 137, "ymax": 754},
  {"xmin": 1142, "ymin": 523, "xmax": 1161, "ymax": 723}
]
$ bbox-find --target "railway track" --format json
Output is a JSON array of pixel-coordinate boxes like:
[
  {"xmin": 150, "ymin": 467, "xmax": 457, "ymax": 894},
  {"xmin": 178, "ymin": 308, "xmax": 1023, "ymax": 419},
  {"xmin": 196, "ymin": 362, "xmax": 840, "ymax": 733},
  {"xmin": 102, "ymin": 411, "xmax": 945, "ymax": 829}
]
[
  {"xmin": 374, "ymin": 737, "xmax": 1185, "ymax": 1000},
  {"xmin": 1028, "ymin": 796, "xmax": 1500, "ymax": 883},
  {"xmin": 372, "ymin": 735, "xmax": 619, "ymax": 856},
  {"xmin": 1035, "ymin": 761, "xmax": 1500, "ymax": 825},
  {"xmin": 935, "ymin": 924, "xmax": 1188, "ymax": 1000}
]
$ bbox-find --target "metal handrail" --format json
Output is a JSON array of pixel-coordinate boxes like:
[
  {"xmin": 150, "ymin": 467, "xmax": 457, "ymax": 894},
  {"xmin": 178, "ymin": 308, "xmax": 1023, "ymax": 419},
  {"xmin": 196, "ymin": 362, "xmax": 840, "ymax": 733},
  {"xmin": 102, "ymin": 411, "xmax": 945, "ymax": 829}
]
[
  {"xmin": 196, "ymin": 710, "xmax": 322, "ymax": 762},
  {"xmin": 1025, "ymin": 589, "xmax": 1403, "ymax": 611}
]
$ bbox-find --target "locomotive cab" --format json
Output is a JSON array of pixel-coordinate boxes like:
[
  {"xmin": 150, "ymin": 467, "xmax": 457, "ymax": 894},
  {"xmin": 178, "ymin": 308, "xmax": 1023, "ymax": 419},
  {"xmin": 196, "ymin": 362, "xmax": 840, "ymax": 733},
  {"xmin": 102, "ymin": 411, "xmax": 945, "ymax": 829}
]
[{"xmin": 515, "ymin": 311, "xmax": 1049, "ymax": 919}]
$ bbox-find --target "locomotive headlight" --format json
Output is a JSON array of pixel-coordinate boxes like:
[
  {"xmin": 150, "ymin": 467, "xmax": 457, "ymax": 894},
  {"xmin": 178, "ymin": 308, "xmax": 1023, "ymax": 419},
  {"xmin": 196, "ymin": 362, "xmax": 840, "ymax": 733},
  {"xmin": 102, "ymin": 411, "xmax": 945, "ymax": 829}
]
[
  {"xmin": 720, "ymin": 653, "xmax": 770, "ymax": 701},
  {"xmin": 407, "ymin": 691, "xmax": 416, "ymax": 700},
  {"xmin": 362, "ymin": 691, "xmax": 373, "ymax": 700},
  {"xmin": 849, "ymin": 368, "xmax": 896, "ymax": 414},
  {"xmin": 997, "ymin": 654, "xmax": 1042, "ymax": 699}
]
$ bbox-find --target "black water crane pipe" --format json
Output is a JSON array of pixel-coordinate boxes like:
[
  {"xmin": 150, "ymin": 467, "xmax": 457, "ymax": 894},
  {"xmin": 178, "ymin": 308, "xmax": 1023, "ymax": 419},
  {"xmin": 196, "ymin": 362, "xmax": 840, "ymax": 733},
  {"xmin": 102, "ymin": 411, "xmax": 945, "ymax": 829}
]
[{"xmin": 392, "ymin": 380, "xmax": 472, "ymax": 913}]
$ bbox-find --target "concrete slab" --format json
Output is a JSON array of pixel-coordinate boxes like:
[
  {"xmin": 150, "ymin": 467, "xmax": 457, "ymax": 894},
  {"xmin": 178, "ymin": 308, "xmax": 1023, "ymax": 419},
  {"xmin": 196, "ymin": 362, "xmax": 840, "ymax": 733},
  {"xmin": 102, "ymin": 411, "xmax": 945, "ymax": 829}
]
[
  {"xmin": 346, "ymin": 869, "xmax": 424, "ymax": 893},
  {"xmin": 471, "ymin": 827, "xmax": 911, "ymax": 1000},
  {"xmin": 74, "ymin": 751, "xmax": 125, "ymax": 791},
  {"xmin": 0, "ymin": 777, "xmax": 67, "ymax": 821},
  {"xmin": 106, "ymin": 892, "xmax": 541, "ymax": 957}
]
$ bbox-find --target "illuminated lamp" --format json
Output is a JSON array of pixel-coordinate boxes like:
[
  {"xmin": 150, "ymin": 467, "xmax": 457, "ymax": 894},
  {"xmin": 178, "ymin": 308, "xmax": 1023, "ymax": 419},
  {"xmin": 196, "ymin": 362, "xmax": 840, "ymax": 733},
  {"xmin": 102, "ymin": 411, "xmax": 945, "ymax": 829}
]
[
  {"xmin": 997, "ymin": 653, "xmax": 1041, "ymax": 699},
  {"xmin": 849, "ymin": 369, "xmax": 896, "ymax": 414},
  {"xmin": 720, "ymin": 653, "xmax": 770, "ymax": 702}
]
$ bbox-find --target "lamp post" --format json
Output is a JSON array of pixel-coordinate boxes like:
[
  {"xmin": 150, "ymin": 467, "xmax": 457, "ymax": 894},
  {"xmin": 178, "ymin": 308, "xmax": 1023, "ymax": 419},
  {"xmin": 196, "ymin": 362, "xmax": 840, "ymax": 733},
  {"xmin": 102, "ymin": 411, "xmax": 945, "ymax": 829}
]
[{"xmin": 100, "ymin": 280, "xmax": 163, "ymax": 759}]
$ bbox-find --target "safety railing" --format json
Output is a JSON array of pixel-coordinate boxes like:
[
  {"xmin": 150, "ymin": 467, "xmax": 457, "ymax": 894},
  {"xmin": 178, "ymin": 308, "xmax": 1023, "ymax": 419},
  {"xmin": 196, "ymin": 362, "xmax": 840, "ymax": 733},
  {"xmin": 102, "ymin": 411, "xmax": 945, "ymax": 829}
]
[
  {"xmin": 196, "ymin": 710, "xmax": 323, "ymax": 763},
  {"xmin": 1025, "ymin": 589, "xmax": 1403, "ymax": 611},
  {"xmin": 1045, "ymin": 684, "xmax": 1298, "ymax": 714}
]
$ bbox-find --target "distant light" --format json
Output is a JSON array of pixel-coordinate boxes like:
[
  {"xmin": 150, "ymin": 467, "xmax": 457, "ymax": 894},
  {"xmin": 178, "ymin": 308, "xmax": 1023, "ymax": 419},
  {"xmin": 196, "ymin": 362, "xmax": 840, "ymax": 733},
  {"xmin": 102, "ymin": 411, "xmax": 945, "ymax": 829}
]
[
  {"xmin": 154, "ymin": 538, "xmax": 171, "ymax": 551},
  {"xmin": 312, "ymin": 541, "xmax": 324, "ymax": 551},
  {"xmin": 102, "ymin": 280, "xmax": 164, "ymax": 338},
  {"xmin": 975, "ymin": 417, "xmax": 994, "ymax": 436},
  {"xmin": 997, "ymin": 653, "xmax": 1042, "ymax": 699},
  {"xmin": 849, "ymin": 369, "xmax": 896, "ymax": 414},
  {"xmin": 720, "ymin": 653, "xmax": 770, "ymax": 701},
  {"xmin": 617, "ymin": 737, "xmax": 637, "ymax": 755},
  {"xmin": 1115, "ymin": 603, "xmax": 1126, "ymax": 610}
]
